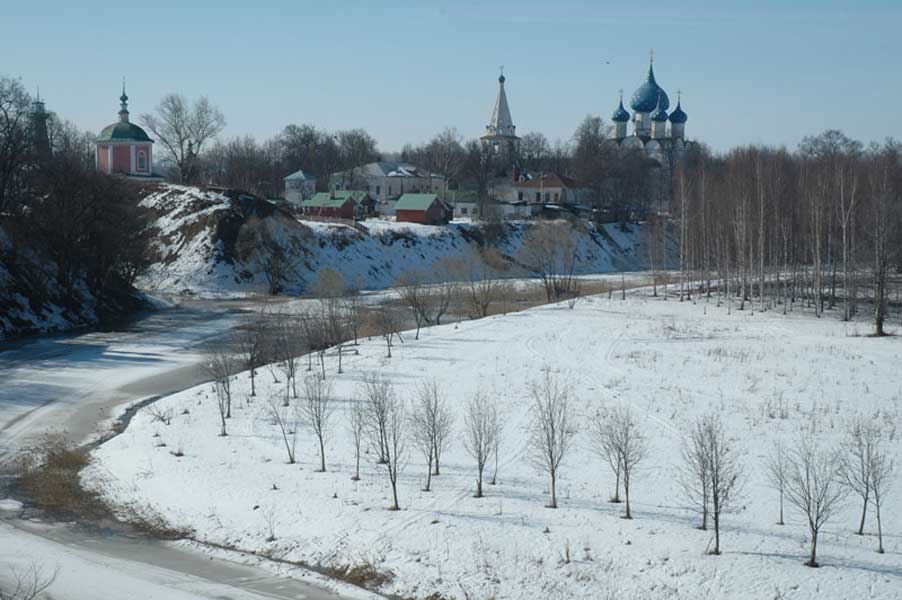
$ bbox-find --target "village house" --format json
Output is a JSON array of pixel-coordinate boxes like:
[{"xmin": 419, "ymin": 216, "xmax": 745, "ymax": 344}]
[
  {"xmin": 283, "ymin": 169, "xmax": 317, "ymax": 208},
  {"xmin": 331, "ymin": 161, "xmax": 446, "ymax": 215},
  {"xmin": 300, "ymin": 191, "xmax": 367, "ymax": 220},
  {"xmin": 393, "ymin": 193, "xmax": 452, "ymax": 225},
  {"xmin": 508, "ymin": 173, "xmax": 588, "ymax": 205}
]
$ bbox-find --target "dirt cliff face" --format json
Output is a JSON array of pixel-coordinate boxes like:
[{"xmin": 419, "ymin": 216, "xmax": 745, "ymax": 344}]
[{"xmin": 137, "ymin": 184, "xmax": 670, "ymax": 298}]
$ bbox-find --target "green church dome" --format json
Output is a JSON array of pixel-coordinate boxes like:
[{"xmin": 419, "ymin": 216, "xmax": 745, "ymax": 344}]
[{"xmin": 96, "ymin": 121, "xmax": 153, "ymax": 143}]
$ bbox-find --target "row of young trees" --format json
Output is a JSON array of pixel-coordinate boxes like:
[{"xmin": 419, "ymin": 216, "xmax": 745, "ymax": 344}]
[
  {"xmin": 670, "ymin": 132, "xmax": 902, "ymax": 335},
  {"xmin": 202, "ymin": 309, "xmax": 897, "ymax": 570}
]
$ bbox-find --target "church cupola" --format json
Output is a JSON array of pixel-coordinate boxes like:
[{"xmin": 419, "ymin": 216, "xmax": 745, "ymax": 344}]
[
  {"xmin": 669, "ymin": 93, "xmax": 687, "ymax": 140},
  {"xmin": 651, "ymin": 92, "xmax": 668, "ymax": 139},
  {"xmin": 611, "ymin": 91, "xmax": 630, "ymax": 140},
  {"xmin": 630, "ymin": 50, "xmax": 669, "ymax": 137},
  {"xmin": 118, "ymin": 86, "xmax": 130, "ymax": 123}
]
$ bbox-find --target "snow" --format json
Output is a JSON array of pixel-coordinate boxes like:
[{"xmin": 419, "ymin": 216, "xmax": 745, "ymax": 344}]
[
  {"xmin": 0, "ymin": 521, "xmax": 372, "ymax": 600},
  {"xmin": 85, "ymin": 292, "xmax": 902, "ymax": 599},
  {"xmin": 0, "ymin": 499, "xmax": 23, "ymax": 512},
  {"xmin": 0, "ymin": 303, "xmax": 242, "ymax": 459}
]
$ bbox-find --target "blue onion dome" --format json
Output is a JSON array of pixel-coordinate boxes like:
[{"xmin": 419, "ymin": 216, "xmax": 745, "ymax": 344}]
[
  {"xmin": 630, "ymin": 63, "xmax": 669, "ymax": 113},
  {"xmin": 612, "ymin": 98, "xmax": 630, "ymax": 122},
  {"xmin": 669, "ymin": 99, "xmax": 687, "ymax": 124},
  {"xmin": 651, "ymin": 93, "xmax": 668, "ymax": 122}
]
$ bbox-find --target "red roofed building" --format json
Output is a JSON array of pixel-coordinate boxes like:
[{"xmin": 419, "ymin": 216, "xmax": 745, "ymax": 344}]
[
  {"xmin": 512, "ymin": 173, "xmax": 587, "ymax": 205},
  {"xmin": 95, "ymin": 86, "xmax": 157, "ymax": 179}
]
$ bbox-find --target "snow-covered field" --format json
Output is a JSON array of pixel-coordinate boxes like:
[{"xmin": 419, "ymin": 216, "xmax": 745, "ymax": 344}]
[{"xmin": 85, "ymin": 292, "xmax": 902, "ymax": 600}]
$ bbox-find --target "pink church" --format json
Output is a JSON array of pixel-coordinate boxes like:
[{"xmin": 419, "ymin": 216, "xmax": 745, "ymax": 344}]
[{"xmin": 95, "ymin": 88, "xmax": 155, "ymax": 178}]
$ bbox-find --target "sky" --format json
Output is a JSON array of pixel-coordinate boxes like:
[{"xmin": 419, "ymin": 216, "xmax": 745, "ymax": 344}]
[{"xmin": 3, "ymin": 0, "xmax": 900, "ymax": 154}]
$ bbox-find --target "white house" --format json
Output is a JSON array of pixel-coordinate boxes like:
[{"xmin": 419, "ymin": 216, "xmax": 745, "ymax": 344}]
[
  {"xmin": 284, "ymin": 170, "xmax": 317, "ymax": 208},
  {"xmin": 331, "ymin": 161, "xmax": 446, "ymax": 215},
  {"xmin": 507, "ymin": 173, "xmax": 589, "ymax": 205}
]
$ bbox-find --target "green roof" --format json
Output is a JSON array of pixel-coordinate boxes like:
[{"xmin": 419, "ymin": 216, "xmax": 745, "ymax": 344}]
[
  {"xmin": 96, "ymin": 121, "xmax": 153, "ymax": 143},
  {"xmin": 393, "ymin": 193, "xmax": 442, "ymax": 211},
  {"xmin": 303, "ymin": 191, "xmax": 365, "ymax": 208}
]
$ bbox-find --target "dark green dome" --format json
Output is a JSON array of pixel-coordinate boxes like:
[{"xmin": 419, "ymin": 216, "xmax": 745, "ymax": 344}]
[{"xmin": 96, "ymin": 121, "xmax": 153, "ymax": 143}]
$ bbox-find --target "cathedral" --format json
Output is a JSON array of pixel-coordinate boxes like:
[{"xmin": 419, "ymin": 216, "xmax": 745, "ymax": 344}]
[{"xmin": 611, "ymin": 53, "xmax": 688, "ymax": 161}]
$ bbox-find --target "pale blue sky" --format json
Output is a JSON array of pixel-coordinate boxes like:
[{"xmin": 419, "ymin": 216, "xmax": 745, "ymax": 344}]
[{"xmin": 4, "ymin": 0, "xmax": 900, "ymax": 152}]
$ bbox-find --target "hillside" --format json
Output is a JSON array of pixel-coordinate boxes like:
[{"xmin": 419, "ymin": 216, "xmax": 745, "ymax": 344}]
[
  {"xmin": 0, "ymin": 229, "xmax": 143, "ymax": 340},
  {"xmin": 139, "ymin": 184, "xmax": 673, "ymax": 296}
]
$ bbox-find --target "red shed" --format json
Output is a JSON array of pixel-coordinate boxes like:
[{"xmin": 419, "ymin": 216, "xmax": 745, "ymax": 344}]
[
  {"xmin": 394, "ymin": 193, "xmax": 451, "ymax": 225},
  {"xmin": 301, "ymin": 191, "xmax": 361, "ymax": 219}
]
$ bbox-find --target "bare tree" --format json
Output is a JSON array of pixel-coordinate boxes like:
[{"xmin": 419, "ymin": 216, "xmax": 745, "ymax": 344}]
[
  {"xmin": 518, "ymin": 221, "xmax": 580, "ymax": 302},
  {"xmin": 450, "ymin": 246, "xmax": 506, "ymax": 318},
  {"xmin": 140, "ymin": 93, "xmax": 226, "ymax": 183},
  {"xmin": 361, "ymin": 376, "xmax": 407, "ymax": 510},
  {"xmin": 361, "ymin": 374, "xmax": 392, "ymax": 463},
  {"xmin": 695, "ymin": 415, "xmax": 742, "ymax": 555},
  {"xmin": 396, "ymin": 269, "xmax": 433, "ymax": 340},
  {"xmin": 490, "ymin": 404, "xmax": 503, "ymax": 486},
  {"xmin": 206, "ymin": 349, "xmax": 236, "ymax": 435},
  {"xmin": 837, "ymin": 417, "xmax": 879, "ymax": 535},
  {"xmin": 784, "ymin": 437, "xmax": 848, "ymax": 567},
  {"xmin": 348, "ymin": 400, "xmax": 366, "ymax": 481},
  {"xmin": 430, "ymin": 257, "xmax": 459, "ymax": 325},
  {"xmin": 234, "ymin": 308, "xmax": 269, "ymax": 397},
  {"xmin": 272, "ymin": 315, "xmax": 304, "ymax": 400},
  {"xmin": 298, "ymin": 310, "xmax": 329, "ymax": 380},
  {"xmin": 527, "ymin": 369, "xmax": 575, "ymax": 509},
  {"xmin": 463, "ymin": 391, "xmax": 498, "ymax": 497},
  {"xmin": 593, "ymin": 405, "xmax": 647, "ymax": 519},
  {"xmin": 301, "ymin": 375, "xmax": 334, "ymax": 472},
  {"xmin": 428, "ymin": 381, "xmax": 453, "ymax": 476},
  {"xmin": 414, "ymin": 380, "xmax": 452, "ymax": 479},
  {"xmin": 314, "ymin": 267, "xmax": 352, "ymax": 374},
  {"xmin": 410, "ymin": 392, "xmax": 436, "ymax": 492},
  {"xmin": 266, "ymin": 391, "xmax": 299, "ymax": 464},
  {"xmin": 591, "ymin": 410, "xmax": 622, "ymax": 503},
  {"xmin": 0, "ymin": 561, "xmax": 58, "ymax": 600},
  {"xmin": 766, "ymin": 438, "xmax": 789, "ymax": 525},
  {"xmin": 869, "ymin": 431, "xmax": 894, "ymax": 554},
  {"xmin": 680, "ymin": 418, "xmax": 711, "ymax": 530},
  {"xmin": 376, "ymin": 305, "xmax": 404, "ymax": 358},
  {"xmin": 343, "ymin": 281, "xmax": 365, "ymax": 345}
]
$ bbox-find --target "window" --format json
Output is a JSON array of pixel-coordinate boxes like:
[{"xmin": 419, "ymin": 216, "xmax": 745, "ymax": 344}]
[
  {"xmin": 554, "ymin": 192, "xmax": 559, "ymax": 202},
  {"xmin": 376, "ymin": 185, "xmax": 381, "ymax": 195},
  {"xmin": 137, "ymin": 150, "xmax": 147, "ymax": 171},
  {"xmin": 545, "ymin": 192, "xmax": 550, "ymax": 202},
  {"xmin": 461, "ymin": 207, "xmax": 468, "ymax": 215},
  {"xmin": 518, "ymin": 191, "xmax": 523, "ymax": 201},
  {"xmin": 535, "ymin": 192, "xmax": 541, "ymax": 203},
  {"xmin": 388, "ymin": 186, "xmax": 392, "ymax": 195}
]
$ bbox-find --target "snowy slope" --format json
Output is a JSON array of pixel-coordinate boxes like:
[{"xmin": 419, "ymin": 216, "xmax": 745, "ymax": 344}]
[
  {"xmin": 139, "ymin": 185, "xmax": 671, "ymax": 297},
  {"xmin": 85, "ymin": 292, "xmax": 902, "ymax": 600}
]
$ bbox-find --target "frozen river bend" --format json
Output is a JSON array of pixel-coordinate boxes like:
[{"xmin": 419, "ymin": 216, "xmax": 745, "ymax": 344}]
[
  {"xmin": 86, "ymin": 292, "xmax": 902, "ymax": 600},
  {"xmin": 0, "ymin": 299, "xmax": 364, "ymax": 599}
]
